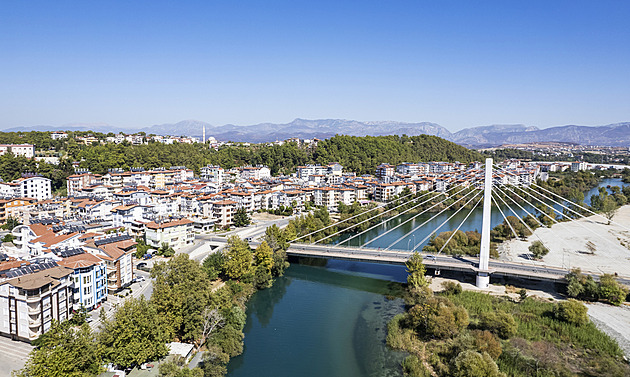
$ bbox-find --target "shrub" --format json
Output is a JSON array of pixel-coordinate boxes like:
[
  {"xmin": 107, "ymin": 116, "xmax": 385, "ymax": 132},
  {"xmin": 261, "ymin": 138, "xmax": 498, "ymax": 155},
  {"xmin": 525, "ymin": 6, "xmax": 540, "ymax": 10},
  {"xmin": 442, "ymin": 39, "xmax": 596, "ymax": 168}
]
[
  {"xmin": 599, "ymin": 274, "xmax": 628, "ymax": 306},
  {"xmin": 401, "ymin": 355, "xmax": 432, "ymax": 377},
  {"xmin": 452, "ymin": 350, "xmax": 505, "ymax": 377},
  {"xmin": 529, "ymin": 241, "xmax": 549, "ymax": 259},
  {"xmin": 479, "ymin": 311, "xmax": 517, "ymax": 339},
  {"xmin": 426, "ymin": 303, "xmax": 469, "ymax": 339},
  {"xmin": 554, "ymin": 299, "xmax": 588, "ymax": 326},
  {"xmin": 442, "ymin": 281, "xmax": 463, "ymax": 295}
]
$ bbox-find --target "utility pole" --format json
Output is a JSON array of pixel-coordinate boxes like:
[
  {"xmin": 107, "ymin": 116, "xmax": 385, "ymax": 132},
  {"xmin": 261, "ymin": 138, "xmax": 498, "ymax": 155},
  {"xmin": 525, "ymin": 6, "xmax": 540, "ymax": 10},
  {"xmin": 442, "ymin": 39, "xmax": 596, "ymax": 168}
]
[{"xmin": 477, "ymin": 158, "xmax": 492, "ymax": 289}]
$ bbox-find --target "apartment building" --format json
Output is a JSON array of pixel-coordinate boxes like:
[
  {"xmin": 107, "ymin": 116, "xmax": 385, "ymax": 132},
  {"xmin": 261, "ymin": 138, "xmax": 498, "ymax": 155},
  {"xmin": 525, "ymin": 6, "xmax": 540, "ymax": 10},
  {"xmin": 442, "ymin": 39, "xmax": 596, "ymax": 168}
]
[
  {"xmin": 84, "ymin": 236, "xmax": 135, "ymax": 293},
  {"xmin": 376, "ymin": 164, "xmax": 395, "ymax": 180},
  {"xmin": 0, "ymin": 144, "xmax": 35, "ymax": 158},
  {"xmin": 56, "ymin": 250, "xmax": 107, "ymax": 311},
  {"xmin": 0, "ymin": 263, "xmax": 73, "ymax": 342},
  {"xmin": 145, "ymin": 218, "xmax": 194, "ymax": 250},
  {"xmin": 211, "ymin": 200, "xmax": 236, "ymax": 228},
  {"xmin": 67, "ymin": 172, "xmax": 101, "ymax": 196},
  {"xmin": 241, "ymin": 166, "xmax": 271, "ymax": 180},
  {"xmin": 200, "ymin": 165, "xmax": 224, "ymax": 185}
]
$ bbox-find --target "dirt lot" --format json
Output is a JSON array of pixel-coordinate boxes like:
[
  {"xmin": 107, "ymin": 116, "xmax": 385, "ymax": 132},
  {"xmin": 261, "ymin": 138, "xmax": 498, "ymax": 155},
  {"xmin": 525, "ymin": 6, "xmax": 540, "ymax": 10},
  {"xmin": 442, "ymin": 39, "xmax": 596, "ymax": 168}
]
[{"xmin": 500, "ymin": 205, "xmax": 630, "ymax": 276}]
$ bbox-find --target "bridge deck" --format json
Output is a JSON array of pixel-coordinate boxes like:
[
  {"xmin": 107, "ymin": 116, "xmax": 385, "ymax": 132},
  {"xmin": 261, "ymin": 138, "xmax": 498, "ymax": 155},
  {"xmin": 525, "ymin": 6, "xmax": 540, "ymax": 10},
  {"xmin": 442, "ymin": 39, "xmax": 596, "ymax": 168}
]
[{"xmin": 287, "ymin": 243, "xmax": 621, "ymax": 283}]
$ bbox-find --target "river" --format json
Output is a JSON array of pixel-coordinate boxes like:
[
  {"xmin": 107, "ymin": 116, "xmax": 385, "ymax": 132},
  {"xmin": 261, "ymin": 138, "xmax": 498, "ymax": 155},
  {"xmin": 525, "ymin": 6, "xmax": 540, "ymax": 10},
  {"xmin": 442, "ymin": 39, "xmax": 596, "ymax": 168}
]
[{"xmin": 227, "ymin": 178, "xmax": 628, "ymax": 377}]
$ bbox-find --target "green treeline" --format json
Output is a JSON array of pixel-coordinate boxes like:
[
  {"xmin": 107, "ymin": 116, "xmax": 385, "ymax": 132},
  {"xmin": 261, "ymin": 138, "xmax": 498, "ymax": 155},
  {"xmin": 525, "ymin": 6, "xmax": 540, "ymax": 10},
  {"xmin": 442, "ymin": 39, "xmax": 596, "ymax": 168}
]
[
  {"xmin": 76, "ymin": 134, "xmax": 483, "ymax": 176},
  {"xmin": 386, "ymin": 257, "xmax": 630, "ymax": 377},
  {"xmin": 0, "ymin": 131, "xmax": 483, "ymax": 182},
  {"xmin": 15, "ymin": 229, "xmax": 294, "ymax": 377}
]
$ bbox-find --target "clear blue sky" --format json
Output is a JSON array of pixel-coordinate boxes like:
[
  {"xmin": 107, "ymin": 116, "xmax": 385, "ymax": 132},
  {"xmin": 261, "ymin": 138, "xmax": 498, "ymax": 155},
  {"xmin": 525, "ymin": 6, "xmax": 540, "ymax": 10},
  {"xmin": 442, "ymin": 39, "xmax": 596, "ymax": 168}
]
[{"xmin": 1, "ymin": 1, "xmax": 629, "ymax": 131}]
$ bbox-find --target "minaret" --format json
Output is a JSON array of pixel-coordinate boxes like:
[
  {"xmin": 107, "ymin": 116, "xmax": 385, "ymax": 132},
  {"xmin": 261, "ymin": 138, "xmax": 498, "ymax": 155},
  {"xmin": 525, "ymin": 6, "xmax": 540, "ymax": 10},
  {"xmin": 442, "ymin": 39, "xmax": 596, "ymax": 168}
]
[{"xmin": 202, "ymin": 125, "xmax": 206, "ymax": 144}]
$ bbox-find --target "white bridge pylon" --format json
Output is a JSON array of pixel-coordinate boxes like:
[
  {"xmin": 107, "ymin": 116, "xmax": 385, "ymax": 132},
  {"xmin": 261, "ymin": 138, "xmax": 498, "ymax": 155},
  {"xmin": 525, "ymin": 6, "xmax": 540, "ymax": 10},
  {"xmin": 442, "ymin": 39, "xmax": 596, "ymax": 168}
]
[{"xmin": 476, "ymin": 157, "xmax": 493, "ymax": 288}]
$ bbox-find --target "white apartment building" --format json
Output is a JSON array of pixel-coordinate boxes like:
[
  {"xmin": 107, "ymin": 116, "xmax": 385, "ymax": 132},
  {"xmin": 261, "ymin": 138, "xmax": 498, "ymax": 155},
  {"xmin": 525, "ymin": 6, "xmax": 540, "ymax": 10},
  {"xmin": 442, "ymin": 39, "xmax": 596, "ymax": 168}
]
[
  {"xmin": 241, "ymin": 166, "xmax": 271, "ymax": 180},
  {"xmin": 145, "ymin": 218, "xmax": 194, "ymax": 250},
  {"xmin": 17, "ymin": 176, "xmax": 52, "ymax": 201},
  {"xmin": 211, "ymin": 200, "xmax": 236, "ymax": 228},
  {"xmin": 200, "ymin": 165, "xmax": 225, "ymax": 185},
  {"xmin": 50, "ymin": 131, "xmax": 68, "ymax": 140},
  {"xmin": 0, "ymin": 144, "xmax": 35, "ymax": 158},
  {"xmin": 0, "ymin": 264, "xmax": 73, "ymax": 342}
]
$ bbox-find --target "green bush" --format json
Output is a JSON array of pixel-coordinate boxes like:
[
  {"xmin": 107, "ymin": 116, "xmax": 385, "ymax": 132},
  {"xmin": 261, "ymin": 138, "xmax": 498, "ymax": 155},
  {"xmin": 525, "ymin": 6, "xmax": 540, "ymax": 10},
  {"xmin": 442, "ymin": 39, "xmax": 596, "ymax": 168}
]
[
  {"xmin": 554, "ymin": 299, "xmax": 588, "ymax": 326},
  {"xmin": 452, "ymin": 350, "xmax": 505, "ymax": 377},
  {"xmin": 442, "ymin": 281, "xmax": 463, "ymax": 295},
  {"xmin": 528, "ymin": 241, "xmax": 549, "ymax": 259},
  {"xmin": 479, "ymin": 311, "xmax": 517, "ymax": 339},
  {"xmin": 401, "ymin": 355, "xmax": 432, "ymax": 377}
]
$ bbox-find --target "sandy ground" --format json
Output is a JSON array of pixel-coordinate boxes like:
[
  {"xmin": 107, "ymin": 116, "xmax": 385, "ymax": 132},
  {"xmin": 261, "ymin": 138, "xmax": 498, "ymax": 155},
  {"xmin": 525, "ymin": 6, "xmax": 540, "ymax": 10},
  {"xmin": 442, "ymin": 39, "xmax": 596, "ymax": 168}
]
[
  {"xmin": 500, "ymin": 205, "xmax": 630, "ymax": 277},
  {"xmin": 251, "ymin": 212, "xmax": 286, "ymax": 221},
  {"xmin": 586, "ymin": 303, "xmax": 630, "ymax": 358}
]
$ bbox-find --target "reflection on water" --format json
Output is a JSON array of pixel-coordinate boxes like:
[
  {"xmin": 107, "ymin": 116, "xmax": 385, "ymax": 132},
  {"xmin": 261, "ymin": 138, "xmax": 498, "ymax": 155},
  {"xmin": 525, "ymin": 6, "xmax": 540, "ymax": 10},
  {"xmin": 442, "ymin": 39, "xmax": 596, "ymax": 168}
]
[{"xmin": 228, "ymin": 262, "xmax": 407, "ymax": 377}]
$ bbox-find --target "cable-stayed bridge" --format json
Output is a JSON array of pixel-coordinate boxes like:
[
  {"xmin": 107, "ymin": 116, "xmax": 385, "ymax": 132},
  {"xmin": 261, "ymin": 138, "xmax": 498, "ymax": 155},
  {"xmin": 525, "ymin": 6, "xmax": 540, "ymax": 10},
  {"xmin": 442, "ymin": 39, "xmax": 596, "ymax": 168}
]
[{"xmin": 289, "ymin": 159, "xmax": 630, "ymax": 288}]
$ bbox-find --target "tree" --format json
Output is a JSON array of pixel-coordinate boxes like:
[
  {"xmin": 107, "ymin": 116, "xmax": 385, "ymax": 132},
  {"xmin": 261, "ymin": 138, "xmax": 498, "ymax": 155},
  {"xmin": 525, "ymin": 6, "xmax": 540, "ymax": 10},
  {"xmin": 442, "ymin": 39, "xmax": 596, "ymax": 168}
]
[
  {"xmin": 426, "ymin": 304, "xmax": 469, "ymax": 339},
  {"xmin": 585, "ymin": 241, "xmax": 596, "ymax": 255},
  {"xmin": 233, "ymin": 207, "xmax": 251, "ymax": 227},
  {"xmin": 529, "ymin": 241, "xmax": 549, "ymax": 259},
  {"xmin": 150, "ymin": 254, "xmax": 213, "ymax": 342},
  {"xmin": 601, "ymin": 197, "xmax": 618, "ymax": 224},
  {"xmin": 99, "ymin": 297, "xmax": 170, "ymax": 369},
  {"xmin": 202, "ymin": 251, "xmax": 226, "ymax": 280},
  {"xmin": 158, "ymin": 358, "xmax": 203, "ymax": 377},
  {"xmin": 406, "ymin": 252, "xmax": 428, "ymax": 289},
  {"xmin": 2, "ymin": 233, "xmax": 15, "ymax": 243},
  {"xmin": 158, "ymin": 243, "xmax": 175, "ymax": 257},
  {"xmin": 197, "ymin": 307, "xmax": 225, "ymax": 350},
  {"xmin": 15, "ymin": 322, "xmax": 102, "ymax": 377},
  {"xmin": 223, "ymin": 236, "xmax": 253, "ymax": 281},
  {"xmin": 254, "ymin": 241, "xmax": 274, "ymax": 273},
  {"xmin": 452, "ymin": 350, "xmax": 505, "ymax": 377},
  {"xmin": 1, "ymin": 216, "xmax": 21, "ymax": 231},
  {"xmin": 554, "ymin": 299, "xmax": 588, "ymax": 326}
]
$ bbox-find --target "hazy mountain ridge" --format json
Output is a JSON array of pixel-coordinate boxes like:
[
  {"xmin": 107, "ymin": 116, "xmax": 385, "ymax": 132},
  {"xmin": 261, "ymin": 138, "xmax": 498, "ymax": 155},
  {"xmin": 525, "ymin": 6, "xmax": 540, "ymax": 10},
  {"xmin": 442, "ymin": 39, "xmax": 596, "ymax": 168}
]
[{"xmin": 3, "ymin": 119, "xmax": 630, "ymax": 147}]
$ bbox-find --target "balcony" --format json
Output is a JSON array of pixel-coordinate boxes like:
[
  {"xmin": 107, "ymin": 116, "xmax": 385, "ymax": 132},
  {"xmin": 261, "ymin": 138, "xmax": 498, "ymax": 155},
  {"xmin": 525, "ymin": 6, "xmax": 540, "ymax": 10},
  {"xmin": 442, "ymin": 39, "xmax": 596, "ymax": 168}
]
[
  {"xmin": 28, "ymin": 305, "xmax": 40, "ymax": 314},
  {"xmin": 26, "ymin": 295, "xmax": 41, "ymax": 303}
]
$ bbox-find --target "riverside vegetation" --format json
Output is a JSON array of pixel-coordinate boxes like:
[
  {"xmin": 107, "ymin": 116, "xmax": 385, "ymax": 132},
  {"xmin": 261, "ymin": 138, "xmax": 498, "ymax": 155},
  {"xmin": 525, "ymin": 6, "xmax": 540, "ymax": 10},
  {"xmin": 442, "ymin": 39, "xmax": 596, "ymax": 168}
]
[
  {"xmin": 14, "ymin": 225, "xmax": 293, "ymax": 377},
  {"xmin": 385, "ymin": 253, "xmax": 630, "ymax": 377}
]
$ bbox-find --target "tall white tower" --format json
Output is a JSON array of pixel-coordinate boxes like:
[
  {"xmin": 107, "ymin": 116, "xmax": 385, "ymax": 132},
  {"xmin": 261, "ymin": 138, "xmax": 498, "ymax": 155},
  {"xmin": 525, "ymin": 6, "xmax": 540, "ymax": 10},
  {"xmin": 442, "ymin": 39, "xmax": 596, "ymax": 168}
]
[
  {"xmin": 202, "ymin": 125, "xmax": 206, "ymax": 144},
  {"xmin": 476, "ymin": 158, "xmax": 492, "ymax": 288}
]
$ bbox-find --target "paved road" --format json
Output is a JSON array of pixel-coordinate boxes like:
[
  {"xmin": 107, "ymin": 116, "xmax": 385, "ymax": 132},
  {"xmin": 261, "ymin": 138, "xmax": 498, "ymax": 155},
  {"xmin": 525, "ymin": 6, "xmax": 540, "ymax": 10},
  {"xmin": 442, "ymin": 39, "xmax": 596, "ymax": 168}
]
[
  {"xmin": 178, "ymin": 217, "xmax": 292, "ymax": 262},
  {"xmin": 0, "ymin": 336, "xmax": 34, "ymax": 376}
]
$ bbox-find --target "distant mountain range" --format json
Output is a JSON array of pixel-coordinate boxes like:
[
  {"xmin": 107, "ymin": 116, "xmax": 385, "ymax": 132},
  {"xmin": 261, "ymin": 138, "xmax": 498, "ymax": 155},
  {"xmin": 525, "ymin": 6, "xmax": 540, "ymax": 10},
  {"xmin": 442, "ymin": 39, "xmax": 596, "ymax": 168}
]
[{"xmin": 4, "ymin": 119, "xmax": 630, "ymax": 147}]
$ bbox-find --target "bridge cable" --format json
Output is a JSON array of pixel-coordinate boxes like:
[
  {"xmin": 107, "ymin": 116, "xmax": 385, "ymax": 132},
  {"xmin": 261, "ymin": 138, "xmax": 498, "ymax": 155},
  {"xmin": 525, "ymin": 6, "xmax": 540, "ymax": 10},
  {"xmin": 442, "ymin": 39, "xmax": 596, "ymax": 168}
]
[
  {"xmin": 322, "ymin": 179, "xmax": 479, "ymax": 246},
  {"xmin": 493, "ymin": 164, "xmax": 630, "ymax": 233},
  {"xmin": 314, "ymin": 187, "xmax": 457, "ymax": 245},
  {"xmin": 373, "ymin": 186, "xmax": 480, "ymax": 250},
  {"xmin": 491, "ymin": 184, "xmax": 551, "ymax": 263},
  {"xmin": 407, "ymin": 189, "xmax": 484, "ymax": 253},
  {"xmin": 436, "ymin": 195, "xmax": 484, "ymax": 256},
  {"xmin": 292, "ymin": 190, "xmax": 418, "ymax": 242},
  {"xmin": 505, "ymin": 183, "xmax": 629, "ymax": 255}
]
